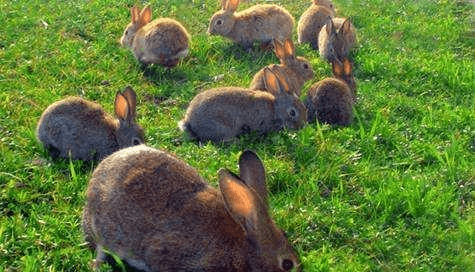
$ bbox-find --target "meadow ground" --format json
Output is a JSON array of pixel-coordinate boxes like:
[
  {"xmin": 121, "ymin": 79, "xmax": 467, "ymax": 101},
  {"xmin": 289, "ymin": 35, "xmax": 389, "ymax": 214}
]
[{"xmin": 0, "ymin": 0, "xmax": 474, "ymax": 271}]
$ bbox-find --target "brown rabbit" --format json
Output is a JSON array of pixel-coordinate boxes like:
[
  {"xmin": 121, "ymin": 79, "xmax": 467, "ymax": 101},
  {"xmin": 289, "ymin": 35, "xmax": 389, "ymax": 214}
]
[
  {"xmin": 208, "ymin": 0, "xmax": 294, "ymax": 51},
  {"xmin": 250, "ymin": 39, "xmax": 314, "ymax": 97},
  {"xmin": 297, "ymin": 0, "xmax": 335, "ymax": 50},
  {"xmin": 36, "ymin": 87, "xmax": 144, "ymax": 161},
  {"xmin": 318, "ymin": 17, "xmax": 356, "ymax": 63},
  {"xmin": 305, "ymin": 58, "xmax": 356, "ymax": 125},
  {"xmin": 120, "ymin": 5, "xmax": 190, "ymax": 68},
  {"xmin": 179, "ymin": 69, "xmax": 306, "ymax": 143},
  {"xmin": 82, "ymin": 146, "xmax": 300, "ymax": 271}
]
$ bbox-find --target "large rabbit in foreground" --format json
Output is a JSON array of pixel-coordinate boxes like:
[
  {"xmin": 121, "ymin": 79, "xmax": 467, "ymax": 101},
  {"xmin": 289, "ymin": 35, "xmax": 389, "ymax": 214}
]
[
  {"xmin": 318, "ymin": 17, "xmax": 356, "ymax": 63},
  {"xmin": 82, "ymin": 146, "xmax": 300, "ymax": 271},
  {"xmin": 208, "ymin": 0, "xmax": 294, "ymax": 51},
  {"xmin": 250, "ymin": 39, "xmax": 314, "ymax": 97},
  {"xmin": 297, "ymin": 0, "xmax": 335, "ymax": 50},
  {"xmin": 179, "ymin": 69, "xmax": 306, "ymax": 143},
  {"xmin": 120, "ymin": 5, "xmax": 190, "ymax": 68},
  {"xmin": 36, "ymin": 87, "xmax": 144, "ymax": 161},
  {"xmin": 305, "ymin": 57, "xmax": 356, "ymax": 126}
]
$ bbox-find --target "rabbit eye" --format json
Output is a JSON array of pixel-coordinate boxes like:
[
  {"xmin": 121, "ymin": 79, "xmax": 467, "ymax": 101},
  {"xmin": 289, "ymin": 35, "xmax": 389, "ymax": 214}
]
[
  {"xmin": 216, "ymin": 19, "xmax": 223, "ymax": 26},
  {"xmin": 132, "ymin": 138, "xmax": 141, "ymax": 146},
  {"xmin": 282, "ymin": 259, "xmax": 294, "ymax": 271},
  {"xmin": 303, "ymin": 63, "xmax": 309, "ymax": 69},
  {"xmin": 288, "ymin": 108, "xmax": 297, "ymax": 117}
]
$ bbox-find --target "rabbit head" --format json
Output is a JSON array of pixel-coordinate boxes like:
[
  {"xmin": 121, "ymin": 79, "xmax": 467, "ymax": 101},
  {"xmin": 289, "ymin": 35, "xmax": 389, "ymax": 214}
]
[
  {"xmin": 264, "ymin": 68, "xmax": 307, "ymax": 130},
  {"xmin": 208, "ymin": 0, "xmax": 239, "ymax": 36},
  {"xmin": 218, "ymin": 150, "xmax": 300, "ymax": 271},
  {"xmin": 319, "ymin": 17, "xmax": 356, "ymax": 63},
  {"xmin": 121, "ymin": 6, "xmax": 152, "ymax": 47},
  {"xmin": 313, "ymin": 0, "xmax": 335, "ymax": 10},
  {"xmin": 274, "ymin": 39, "xmax": 314, "ymax": 82},
  {"xmin": 332, "ymin": 57, "xmax": 356, "ymax": 98},
  {"xmin": 114, "ymin": 86, "xmax": 144, "ymax": 147}
]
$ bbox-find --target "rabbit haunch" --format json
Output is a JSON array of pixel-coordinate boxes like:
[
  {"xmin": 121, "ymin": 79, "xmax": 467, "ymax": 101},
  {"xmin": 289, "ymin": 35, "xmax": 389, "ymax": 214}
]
[
  {"xmin": 82, "ymin": 146, "xmax": 300, "ymax": 271},
  {"xmin": 297, "ymin": 0, "xmax": 336, "ymax": 50},
  {"xmin": 121, "ymin": 5, "xmax": 190, "ymax": 68},
  {"xmin": 179, "ymin": 69, "xmax": 306, "ymax": 143},
  {"xmin": 208, "ymin": 0, "xmax": 294, "ymax": 51},
  {"xmin": 36, "ymin": 87, "xmax": 144, "ymax": 161}
]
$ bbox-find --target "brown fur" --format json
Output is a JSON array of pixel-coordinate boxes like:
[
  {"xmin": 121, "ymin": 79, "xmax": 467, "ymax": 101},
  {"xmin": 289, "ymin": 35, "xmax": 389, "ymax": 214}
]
[
  {"xmin": 36, "ymin": 87, "xmax": 144, "ymax": 161},
  {"xmin": 250, "ymin": 39, "xmax": 314, "ymax": 97},
  {"xmin": 82, "ymin": 146, "xmax": 300, "ymax": 271},
  {"xmin": 297, "ymin": 0, "xmax": 335, "ymax": 50},
  {"xmin": 121, "ymin": 5, "xmax": 190, "ymax": 68},
  {"xmin": 208, "ymin": 0, "xmax": 294, "ymax": 51}
]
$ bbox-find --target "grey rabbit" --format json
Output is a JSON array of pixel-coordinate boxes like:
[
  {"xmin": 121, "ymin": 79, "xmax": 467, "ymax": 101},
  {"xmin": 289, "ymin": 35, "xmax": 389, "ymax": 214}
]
[
  {"xmin": 82, "ymin": 145, "xmax": 301, "ymax": 271},
  {"xmin": 179, "ymin": 69, "xmax": 306, "ymax": 143},
  {"xmin": 36, "ymin": 87, "xmax": 144, "ymax": 160},
  {"xmin": 297, "ymin": 0, "xmax": 336, "ymax": 50}
]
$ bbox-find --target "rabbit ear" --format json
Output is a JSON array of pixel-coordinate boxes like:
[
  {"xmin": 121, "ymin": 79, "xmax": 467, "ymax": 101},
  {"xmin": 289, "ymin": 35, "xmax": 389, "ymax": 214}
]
[
  {"xmin": 273, "ymin": 39, "xmax": 285, "ymax": 60},
  {"xmin": 339, "ymin": 18, "xmax": 352, "ymax": 34},
  {"xmin": 140, "ymin": 5, "xmax": 152, "ymax": 24},
  {"xmin": 283, "ymin": 39, "xmax": 295, "ymax": 58},
  {"xmin": 325, "ymin": 18, "xmax": 334, "ymax": 35},
  {"xmin": 238, "ymin": 150, "xmax": 268, "ymax": 201},
  {"xmin": 115, "ymin": 92, "xmax": 131, "ymax": 122},
  {"xmin": 332, "ymin": 58, "xmax": 344, "ymax": 77},
  {"xmin": 122, "ymin": 86, "xmax": 137, "ymax": 120},
  {"xmin": 219, "ymin": 169, "xmax": 259, "ymax": 232},
  {"xmin": 130, "ymin": 6, "xmax": 140, "ymax": 23},
  {"xmin": 224, "ymin": 0, "xmax": 239, "ymax": 12},
  {"xmin": 342, "ymin": 58, "xmax": 353, "ymax": 76},
  {"xmin": 263, "ymin": 68, "xmax": 281, "ymax": 94}
]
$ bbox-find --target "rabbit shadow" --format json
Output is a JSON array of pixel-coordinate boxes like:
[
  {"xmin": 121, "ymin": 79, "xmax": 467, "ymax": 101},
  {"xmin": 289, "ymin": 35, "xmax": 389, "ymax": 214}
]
[{"xmin": 140, "ymin": 63, "xmax": 189, "ymax": 86}]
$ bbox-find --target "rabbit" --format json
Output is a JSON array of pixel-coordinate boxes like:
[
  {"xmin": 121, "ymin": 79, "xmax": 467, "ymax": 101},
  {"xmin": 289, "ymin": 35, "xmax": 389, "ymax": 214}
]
[
  {"xmin": 36, "ymin": 87, "xmax": 144, "ymax": 161},
  {"xmin": 297, "ymin": 0, "xmax": 336, "ymax": 50},
  {"xmin": 305, "ymin": 58, "xmax": 356, "ymax": 126},
  {"xmin": 179, "ymin": 68, "xmax": 307, "ymax": 143},
  {"xmin": 250, "ymin": 39, "xmax": 314, "ymax": 97},
  {"xmin": 82, "ymin": 146, "xmax": 301, "ymax": 271},
  {"xmin": 120, "ymin": 5, "xmax": 190, "ymax": 68},
  {"xmin": 208, "ymin": 0, "xmax": 294, "ymax": 52},
  {"xmin": 318, "ymin": 17, "xmax": 356, "ymax": 63}
]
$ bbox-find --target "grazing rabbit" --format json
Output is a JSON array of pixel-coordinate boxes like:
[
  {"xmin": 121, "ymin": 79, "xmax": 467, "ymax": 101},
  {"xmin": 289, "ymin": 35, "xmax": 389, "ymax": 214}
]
[
  {"xmin": 297, "ymin": 0, "xmax": 335, "ymax": 50},
  {"xmin": 179, "ymin": 69, "xmax": 306, "ymax": 143},
  {"xmin": 36, "ymin": 87, "xmax": 144, "ymax": 161},
  {"xmin": 250, "ymin": 39, "xmax": 314, "ymax": 97},
  {"xmin": 120, "ymin": 5, "xmax": 190, "ymax": 68},
  {"xmin": 318, "ymin": 17, "xmax": 356, "ymax": 63},
  {"xmin": 82, "ymin": 146, "xmax": 301, "ymax": 271},
  {"xmin": 305, "ymin": 58, "xmax": 356, "ymax": 126},
  {"xmin": 208, "ymin": 0, "xmax": 294, "ymax": 51}
]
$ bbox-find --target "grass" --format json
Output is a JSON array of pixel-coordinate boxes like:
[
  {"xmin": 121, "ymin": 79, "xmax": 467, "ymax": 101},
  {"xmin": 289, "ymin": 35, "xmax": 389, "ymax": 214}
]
[{"xmin": 1, "ymin": 0, "xmax": 474, "ymax": 271}]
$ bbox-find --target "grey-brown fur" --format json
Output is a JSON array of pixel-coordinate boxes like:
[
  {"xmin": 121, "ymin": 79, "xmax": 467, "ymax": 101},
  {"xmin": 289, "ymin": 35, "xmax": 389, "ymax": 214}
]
[
  {"xmin": 208, "ymin": 0, "xmax": 294, "ymax": 51},
  {"xmin": 297, "ymin": 0, "xmax": 335, "ymax": 50},
  {"xmin": 250, "ymin": 39, "xmax": 314, "ymax": 97},
  {"xmin": 36, "ymin": 87, "xmax": 144, "ymax": 161},
  {"xmin": 318, "ymin": 17, "xmax": 356, "ymax": 63},
  {"xmin": 121, "ymin": 5, "xmax": 190, "ymax": 68},
  {"xmin": 180, "ymin": 70, "xmax": 307, "ymax": 143},
  {"xmin": 82, "ymin": 146, "xmax": 300, "ymax": 271},
  {"xmin": 305, "ymin": 58, "xmax": 356, "ymax": 126}
]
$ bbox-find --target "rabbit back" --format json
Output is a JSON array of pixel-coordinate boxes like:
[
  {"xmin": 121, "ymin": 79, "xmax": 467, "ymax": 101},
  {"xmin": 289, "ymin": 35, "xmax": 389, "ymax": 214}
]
[
  {"xmin": 36, "ymin": 97, "xmax": 119, "ymax": 160},
  {"xmin": 180, "ymin": 88, "xmax": 277, "ymax": 143},
  {"xmin": 305, "ymin": 78, "xmax": 353, "ymax": 125},
  {"xmin": 133, "ymin": 18, "xmax": 190, "ymax": 67},
  {"xmin": 297, "ymin": 5, "xmax": 334, "ymax": 50}
]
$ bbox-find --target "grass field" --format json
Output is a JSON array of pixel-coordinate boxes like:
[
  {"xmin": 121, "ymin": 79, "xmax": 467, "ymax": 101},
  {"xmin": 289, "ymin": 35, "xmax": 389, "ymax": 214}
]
[{"xmin": 1, "ymin": 0, "xmax": 474, "ymax": 271}]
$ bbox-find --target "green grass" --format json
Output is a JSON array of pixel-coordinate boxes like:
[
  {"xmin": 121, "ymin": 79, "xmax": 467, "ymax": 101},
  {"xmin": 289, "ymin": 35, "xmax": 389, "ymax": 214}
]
[{"xmin": 1, "ymin": 0, "xmax": 474, "ymax": 271}]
